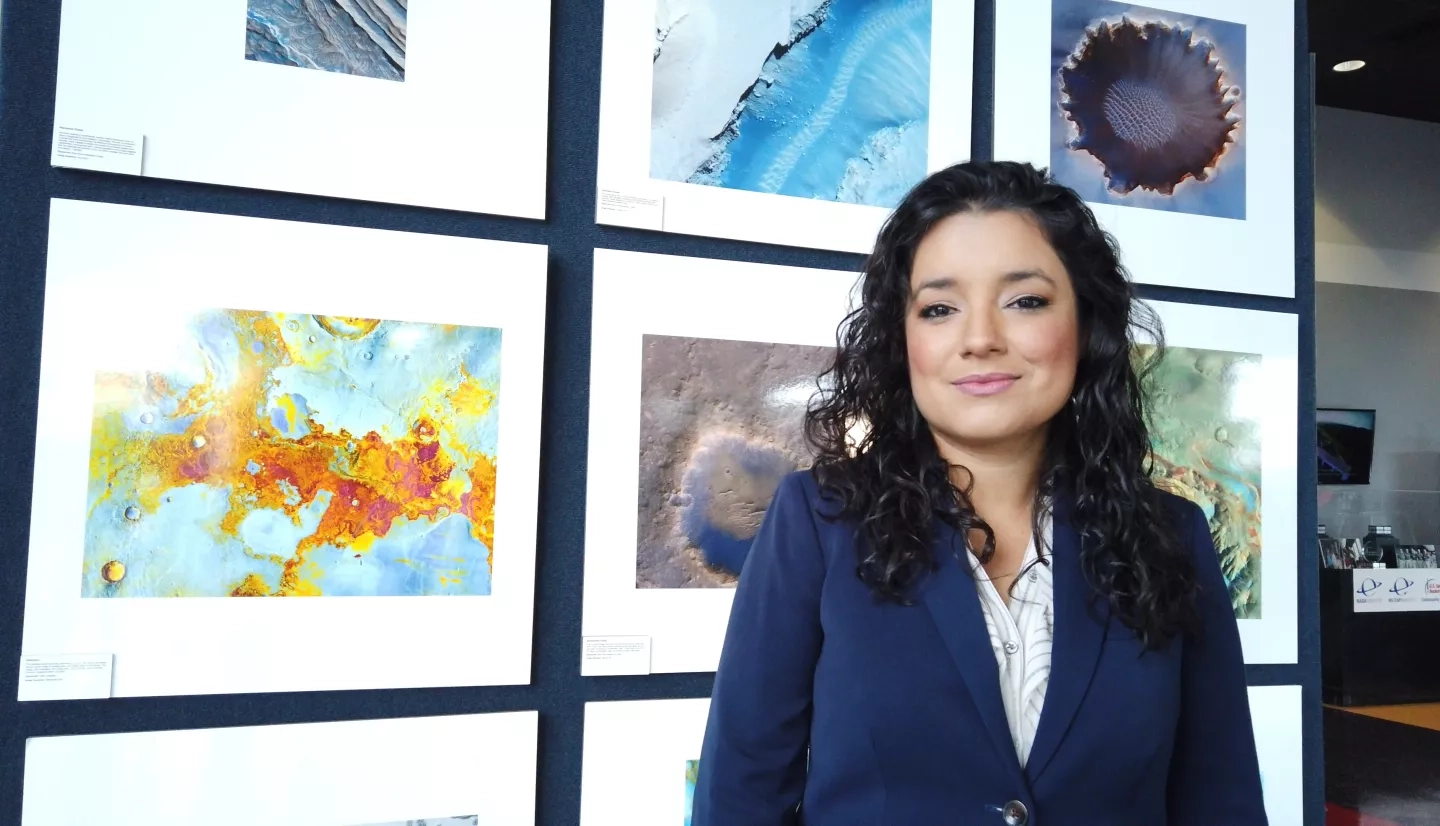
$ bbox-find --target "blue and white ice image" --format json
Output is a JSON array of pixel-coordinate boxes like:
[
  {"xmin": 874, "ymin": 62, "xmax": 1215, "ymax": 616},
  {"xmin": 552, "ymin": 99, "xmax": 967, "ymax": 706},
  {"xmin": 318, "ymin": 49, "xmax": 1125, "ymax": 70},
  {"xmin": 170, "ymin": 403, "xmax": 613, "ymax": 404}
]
[{"xmin": 650, "ymin": 0, "xmax": 933, "ymax": 208}]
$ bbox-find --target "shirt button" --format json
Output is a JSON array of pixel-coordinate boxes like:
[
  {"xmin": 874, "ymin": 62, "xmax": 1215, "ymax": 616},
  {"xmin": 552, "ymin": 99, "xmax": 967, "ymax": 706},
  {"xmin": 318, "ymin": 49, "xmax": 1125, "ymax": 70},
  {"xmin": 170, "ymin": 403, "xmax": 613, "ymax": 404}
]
[
  {"xmin": 1003, "ymin": 640, "xmax": 1020, "ymax": 655},
  {"xmin": 1002, "ymin": 799, "xmax": 1029, "ymax": 825}
]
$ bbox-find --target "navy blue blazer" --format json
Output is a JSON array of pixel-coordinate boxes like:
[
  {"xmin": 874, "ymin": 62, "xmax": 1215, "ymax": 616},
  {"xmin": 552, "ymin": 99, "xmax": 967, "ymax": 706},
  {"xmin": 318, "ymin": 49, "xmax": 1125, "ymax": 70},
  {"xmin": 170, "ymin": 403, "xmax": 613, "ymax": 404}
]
[{"xmin": 693, "ymin": 471, "xmax": 1266, "ymax": 825}]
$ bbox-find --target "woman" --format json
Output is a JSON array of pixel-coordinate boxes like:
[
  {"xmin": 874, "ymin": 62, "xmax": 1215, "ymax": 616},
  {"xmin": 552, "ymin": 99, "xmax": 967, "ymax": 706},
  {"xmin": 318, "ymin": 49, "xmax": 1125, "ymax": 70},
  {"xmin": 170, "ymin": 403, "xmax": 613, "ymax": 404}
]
[{"xmin": 692, "ymin": 161, "xmax": 1266, "ymax": 825}]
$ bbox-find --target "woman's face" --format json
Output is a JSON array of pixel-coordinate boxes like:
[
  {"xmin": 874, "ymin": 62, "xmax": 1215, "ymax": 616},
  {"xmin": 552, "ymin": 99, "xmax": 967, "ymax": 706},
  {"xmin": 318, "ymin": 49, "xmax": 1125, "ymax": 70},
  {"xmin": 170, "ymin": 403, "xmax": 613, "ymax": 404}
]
[{"xmin": 904, "ymin": 209, "xmax": 1081, "ymax": 453}]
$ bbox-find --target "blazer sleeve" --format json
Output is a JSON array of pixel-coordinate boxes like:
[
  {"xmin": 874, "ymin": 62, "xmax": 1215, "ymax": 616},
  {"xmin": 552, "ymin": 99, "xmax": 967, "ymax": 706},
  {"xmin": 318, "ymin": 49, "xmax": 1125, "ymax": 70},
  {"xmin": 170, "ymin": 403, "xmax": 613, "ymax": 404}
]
[
  {"xmin": 691, "ymin": 473, "xmax": 825, "ymax": 826},
  {"xmin": 1166, "ymin": 500, "xmax": 1269, "ymax": 824}
]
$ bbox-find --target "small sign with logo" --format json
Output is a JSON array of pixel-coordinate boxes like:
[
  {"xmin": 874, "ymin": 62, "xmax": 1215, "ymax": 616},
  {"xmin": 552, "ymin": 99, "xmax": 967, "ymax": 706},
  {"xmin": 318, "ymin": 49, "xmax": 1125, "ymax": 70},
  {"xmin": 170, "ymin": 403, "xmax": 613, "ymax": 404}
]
[{"xmin": 1354, "ymin": 569, "xmax": 1440, "ymax": 613}]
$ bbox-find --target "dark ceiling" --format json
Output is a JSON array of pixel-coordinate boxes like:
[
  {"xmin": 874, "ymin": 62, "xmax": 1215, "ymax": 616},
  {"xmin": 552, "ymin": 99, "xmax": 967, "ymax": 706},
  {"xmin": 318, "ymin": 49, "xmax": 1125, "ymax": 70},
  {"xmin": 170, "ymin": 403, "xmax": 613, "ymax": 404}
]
[{"xmin": 1310, "ymin": 0, "xmax": 1440, "ymax": 124}]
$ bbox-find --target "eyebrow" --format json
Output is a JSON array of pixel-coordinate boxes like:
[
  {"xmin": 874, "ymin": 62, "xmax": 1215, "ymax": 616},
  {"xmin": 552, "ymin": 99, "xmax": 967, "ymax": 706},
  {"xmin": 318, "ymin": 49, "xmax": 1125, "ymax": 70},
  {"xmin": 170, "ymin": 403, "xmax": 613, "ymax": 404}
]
[{"xmin": 911, "ymin": 269, "xmax": 1057, "ymax": 296}]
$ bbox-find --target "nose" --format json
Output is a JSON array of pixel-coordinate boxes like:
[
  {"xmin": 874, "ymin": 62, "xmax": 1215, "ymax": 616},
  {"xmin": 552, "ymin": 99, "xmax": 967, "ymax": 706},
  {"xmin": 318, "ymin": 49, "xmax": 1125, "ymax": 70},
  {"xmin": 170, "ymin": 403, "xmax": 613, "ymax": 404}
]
[{"xmin": 960, "ymin": 304, "xmax": 1005, "ymax": 358}]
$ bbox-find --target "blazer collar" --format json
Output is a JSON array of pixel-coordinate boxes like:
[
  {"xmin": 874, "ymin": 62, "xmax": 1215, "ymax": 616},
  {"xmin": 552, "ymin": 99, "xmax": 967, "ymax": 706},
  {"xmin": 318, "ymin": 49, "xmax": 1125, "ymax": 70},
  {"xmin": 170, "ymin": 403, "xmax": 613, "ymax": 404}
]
[
  {"xmin": 920, "ymin": 521, "xmax": 1019, "ymax": 778},
  {"xmin": 919, "ymin": 496, "xmax": 1108, "ymax": 782},
  {"xmin": 1026, "ymin": 495, "xmax": 1108, "ymax": 781}
]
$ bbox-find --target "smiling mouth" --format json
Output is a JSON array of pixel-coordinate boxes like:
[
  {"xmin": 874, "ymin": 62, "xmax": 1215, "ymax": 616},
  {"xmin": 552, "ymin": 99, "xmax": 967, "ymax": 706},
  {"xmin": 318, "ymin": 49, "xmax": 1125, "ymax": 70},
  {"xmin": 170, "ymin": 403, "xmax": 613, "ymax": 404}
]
[{"xmin": 952, "ymin": 375, "xmax": 1019, "ymax": 397}]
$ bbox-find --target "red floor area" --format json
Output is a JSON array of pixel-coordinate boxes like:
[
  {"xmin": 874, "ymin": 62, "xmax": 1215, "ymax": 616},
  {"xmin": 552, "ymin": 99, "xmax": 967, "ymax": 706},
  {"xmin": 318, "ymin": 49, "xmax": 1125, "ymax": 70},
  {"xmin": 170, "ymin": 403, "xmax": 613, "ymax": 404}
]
[
  {"xmin": 1326, "ymin": 803, "xmax": 1405, "ymax": 826},
  {"xmin": 1325, "ymin": 704, "xmax": 1440, "ymax": 825}
]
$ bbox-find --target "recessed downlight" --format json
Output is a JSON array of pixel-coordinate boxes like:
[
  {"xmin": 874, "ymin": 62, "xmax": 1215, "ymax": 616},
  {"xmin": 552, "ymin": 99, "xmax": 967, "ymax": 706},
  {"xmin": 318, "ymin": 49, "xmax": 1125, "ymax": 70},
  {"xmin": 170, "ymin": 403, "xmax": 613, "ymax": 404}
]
[{"xmin": 1333, "ymin": 60, "xmax": 1367, "ymax": 72}]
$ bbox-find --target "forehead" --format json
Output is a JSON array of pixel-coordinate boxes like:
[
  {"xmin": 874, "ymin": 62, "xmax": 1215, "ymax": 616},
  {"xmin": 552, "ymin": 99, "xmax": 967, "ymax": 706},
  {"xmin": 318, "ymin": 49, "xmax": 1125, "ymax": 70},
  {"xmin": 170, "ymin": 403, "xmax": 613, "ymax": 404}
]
[{"xmin": 909, "ymin": 210, "xmax": 1070, "ymax": 289}]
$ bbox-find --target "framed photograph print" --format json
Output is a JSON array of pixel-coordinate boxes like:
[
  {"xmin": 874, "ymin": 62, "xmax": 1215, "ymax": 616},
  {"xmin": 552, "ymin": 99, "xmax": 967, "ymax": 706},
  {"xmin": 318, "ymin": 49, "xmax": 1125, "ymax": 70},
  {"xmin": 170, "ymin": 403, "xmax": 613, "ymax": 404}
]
[
  {"xmin": 582, "ymin": 250, "xmax": 1297, "ymax": 670},
  {"xmin": 51, "ymin": 0, "xmax": 551, "ymax": 217},
  {"xmin": 994, "ymin": 0, "xmax": 1296, "ymax": 296},
  {"xmin": 595, "ymin": 0, "xmax": 976, "ymax": 253},
  {"xmin": 22, "ymin": 712, "xmax": 539, "ymax": 825},
  {"xmin": 581, "ymin": 248, "xmax": 856, "ymax": 675},
  {"xmin": 581, "ymin": 690, "xmax": 1301, "ymax": 823},
  {"xmin": 1139, "ymin": 301, "xmax": 1299, "ymax": 663},
  {"xmin": 1249, "ymin": 685, "xmax": 1305, "ymax": 825},
  {"xmin": 581, "ymin": 698, "xmax": 711, "ymax": 826},
  {"xmin": 19, "ymin": 199, "xmax": 547, "ymax": 698}
]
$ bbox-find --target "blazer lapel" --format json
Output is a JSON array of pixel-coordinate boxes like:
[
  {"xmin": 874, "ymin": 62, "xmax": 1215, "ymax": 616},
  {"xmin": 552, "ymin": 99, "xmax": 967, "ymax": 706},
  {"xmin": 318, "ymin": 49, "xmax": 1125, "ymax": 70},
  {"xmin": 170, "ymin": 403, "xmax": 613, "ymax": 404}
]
[
  {"xmin": 920, "ymin": 522, "xmax": 1022, "ymax": 777},
  {"xmin": 1025, "ymin": 496, "xmax": 1108, "ymax": 782}
]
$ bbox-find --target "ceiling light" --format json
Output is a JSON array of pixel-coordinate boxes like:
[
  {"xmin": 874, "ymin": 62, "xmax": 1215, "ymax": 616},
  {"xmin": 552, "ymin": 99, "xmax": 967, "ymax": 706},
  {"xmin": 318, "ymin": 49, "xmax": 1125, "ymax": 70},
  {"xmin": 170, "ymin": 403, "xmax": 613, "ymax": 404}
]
[{"xmin": 1333, "ymin": 60, "xmax": 1366, "ymax": 72}]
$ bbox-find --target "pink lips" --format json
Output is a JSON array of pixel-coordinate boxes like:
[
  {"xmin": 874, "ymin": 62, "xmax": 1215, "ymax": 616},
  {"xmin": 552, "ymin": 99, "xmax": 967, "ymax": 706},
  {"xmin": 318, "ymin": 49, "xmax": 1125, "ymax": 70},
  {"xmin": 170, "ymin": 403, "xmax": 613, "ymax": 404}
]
[{"xmin": 953, "ymin": 373, "xmax": 1019, "ymax": 397}]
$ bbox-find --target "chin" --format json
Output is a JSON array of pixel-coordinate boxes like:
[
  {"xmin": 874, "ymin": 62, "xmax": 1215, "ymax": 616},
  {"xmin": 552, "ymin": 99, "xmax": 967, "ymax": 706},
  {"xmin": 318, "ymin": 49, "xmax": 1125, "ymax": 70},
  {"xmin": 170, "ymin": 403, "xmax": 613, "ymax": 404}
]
[{"xmin": 938, "ymin": 415, "xmax": 1041, "ymax": 447}]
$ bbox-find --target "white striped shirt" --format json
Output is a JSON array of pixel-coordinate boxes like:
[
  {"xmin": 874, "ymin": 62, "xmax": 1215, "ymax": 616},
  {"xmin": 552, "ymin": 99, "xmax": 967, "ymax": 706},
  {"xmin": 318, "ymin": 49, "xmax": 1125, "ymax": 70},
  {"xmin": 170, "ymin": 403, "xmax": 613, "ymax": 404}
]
[{"xmin": 966, "ymin": 519, "xmax": 1054, "ymax": 768}]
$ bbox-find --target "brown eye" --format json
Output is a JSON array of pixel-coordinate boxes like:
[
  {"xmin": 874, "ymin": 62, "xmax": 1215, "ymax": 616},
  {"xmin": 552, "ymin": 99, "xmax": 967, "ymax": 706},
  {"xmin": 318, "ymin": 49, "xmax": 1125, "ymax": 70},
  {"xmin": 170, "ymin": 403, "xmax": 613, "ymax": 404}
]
[
  {"xmin": 1010, "ymin": 295, "xmax": 1050, "ymax": 310},
  {"xmin": 919, "ymin": 304, "xmax": 955, "ymax": 319}
]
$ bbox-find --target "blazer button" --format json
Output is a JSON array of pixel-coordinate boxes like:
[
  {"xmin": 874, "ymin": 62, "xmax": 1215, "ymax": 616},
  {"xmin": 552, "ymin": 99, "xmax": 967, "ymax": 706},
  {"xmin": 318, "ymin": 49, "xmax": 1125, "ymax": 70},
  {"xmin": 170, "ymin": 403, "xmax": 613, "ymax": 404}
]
[{"xmin": 1002, "ymin": 800, "xmax": 1029, "ymax": 826}]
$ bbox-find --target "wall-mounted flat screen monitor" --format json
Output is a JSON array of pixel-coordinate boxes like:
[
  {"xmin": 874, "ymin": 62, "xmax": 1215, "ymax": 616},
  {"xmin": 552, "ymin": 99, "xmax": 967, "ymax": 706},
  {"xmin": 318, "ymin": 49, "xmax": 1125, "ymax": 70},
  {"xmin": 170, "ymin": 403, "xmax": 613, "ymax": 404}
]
[{"xmin": 1317, "ymin": 408, "xmax": 1376, "ymax": 486}]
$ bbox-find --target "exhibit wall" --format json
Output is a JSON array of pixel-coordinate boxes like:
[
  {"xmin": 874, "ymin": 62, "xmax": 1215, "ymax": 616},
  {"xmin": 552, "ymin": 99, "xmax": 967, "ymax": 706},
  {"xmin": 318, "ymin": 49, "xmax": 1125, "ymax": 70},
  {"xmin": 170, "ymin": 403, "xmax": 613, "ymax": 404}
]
[
  {"xmin": 1315, "ymin": 106, "xmax": 1440, "ymax": 293},
  {"xmin": 1315, "ymin": 282, "xmax": 1440, "ymax": 543},
  {"xmin": 0, "ymin": 1, "xmax": 1322, "ymax": 824}
]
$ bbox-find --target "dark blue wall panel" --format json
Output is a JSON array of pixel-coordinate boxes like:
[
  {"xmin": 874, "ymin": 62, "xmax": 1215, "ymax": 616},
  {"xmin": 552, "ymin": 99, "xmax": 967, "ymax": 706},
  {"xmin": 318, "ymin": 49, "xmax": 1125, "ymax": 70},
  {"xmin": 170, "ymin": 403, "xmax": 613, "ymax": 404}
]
[{"xmin": 0, "ymin": 1, "xmax": 1320, "ymax": 823}]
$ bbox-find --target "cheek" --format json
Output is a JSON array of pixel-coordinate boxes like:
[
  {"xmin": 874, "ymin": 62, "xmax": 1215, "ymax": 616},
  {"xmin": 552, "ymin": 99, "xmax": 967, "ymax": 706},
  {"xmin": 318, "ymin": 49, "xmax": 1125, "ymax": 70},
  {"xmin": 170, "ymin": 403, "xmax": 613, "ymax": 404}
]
[
  {"xmin": 1020, "ymin": 317, "xmax": 1081, "ymax": 381},
  {"xmin": 905, "ymin": 323, "xmax": 948, "ymax": 380}
]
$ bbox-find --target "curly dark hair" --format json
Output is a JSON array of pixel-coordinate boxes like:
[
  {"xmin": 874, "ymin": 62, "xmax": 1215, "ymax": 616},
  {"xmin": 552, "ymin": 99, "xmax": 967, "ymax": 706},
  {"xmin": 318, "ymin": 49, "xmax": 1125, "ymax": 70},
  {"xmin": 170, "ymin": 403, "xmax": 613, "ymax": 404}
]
[{"xmin": 804, "ymin": 160, "xmax": 1199, "ymax": 649}]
